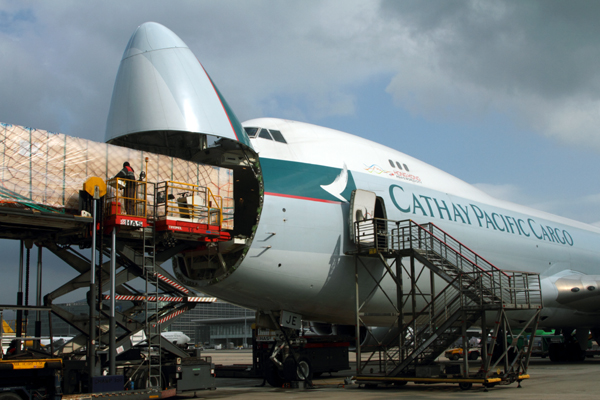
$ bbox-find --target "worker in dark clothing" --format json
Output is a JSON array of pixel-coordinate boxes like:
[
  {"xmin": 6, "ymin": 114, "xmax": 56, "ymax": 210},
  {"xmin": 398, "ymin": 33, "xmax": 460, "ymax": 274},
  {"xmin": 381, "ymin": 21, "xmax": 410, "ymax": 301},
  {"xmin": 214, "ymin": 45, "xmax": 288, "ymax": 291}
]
[
  {"xmin": 6, "ymin": 339, "xmax": 19, "ymax": 356},
  {"xmin": 115, "ymin": 162, "xmax": 136, "ymax": 215}
]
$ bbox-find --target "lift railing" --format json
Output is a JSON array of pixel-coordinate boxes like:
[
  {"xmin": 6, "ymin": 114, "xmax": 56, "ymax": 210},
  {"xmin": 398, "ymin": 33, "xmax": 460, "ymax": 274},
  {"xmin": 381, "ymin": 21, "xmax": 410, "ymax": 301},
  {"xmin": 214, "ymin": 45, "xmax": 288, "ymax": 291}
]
[
  {"xmin": 155, "ymin": 181, "xmax": 223, "ymax": 228},
  {"xmin": 105, "ymin": 177, "xmax": 153, "ymax": 218}
]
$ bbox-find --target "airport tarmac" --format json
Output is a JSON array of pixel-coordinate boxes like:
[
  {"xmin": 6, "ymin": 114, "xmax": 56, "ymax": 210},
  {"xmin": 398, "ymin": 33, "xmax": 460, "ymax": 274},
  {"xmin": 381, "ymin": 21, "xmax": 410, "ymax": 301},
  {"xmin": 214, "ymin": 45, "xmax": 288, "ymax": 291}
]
[{"xmin": 177, "ymin": 350, "xmax": 600, "ymax": 399}]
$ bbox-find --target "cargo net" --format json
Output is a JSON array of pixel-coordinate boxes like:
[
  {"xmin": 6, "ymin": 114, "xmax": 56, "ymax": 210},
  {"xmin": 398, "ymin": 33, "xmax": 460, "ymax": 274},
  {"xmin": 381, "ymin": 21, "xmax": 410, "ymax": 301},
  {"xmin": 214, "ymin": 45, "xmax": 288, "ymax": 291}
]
[{"xmin": 0, "ymin": 122, "xmax": 234, "ymax": 229}]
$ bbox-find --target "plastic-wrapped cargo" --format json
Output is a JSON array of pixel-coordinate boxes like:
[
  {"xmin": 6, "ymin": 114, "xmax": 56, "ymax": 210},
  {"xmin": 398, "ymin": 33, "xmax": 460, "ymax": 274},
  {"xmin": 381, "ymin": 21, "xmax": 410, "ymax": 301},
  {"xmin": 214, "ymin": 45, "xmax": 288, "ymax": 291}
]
[{"xmin": 0, "ymin": 122, "xmax": 234, "ymax": 229}]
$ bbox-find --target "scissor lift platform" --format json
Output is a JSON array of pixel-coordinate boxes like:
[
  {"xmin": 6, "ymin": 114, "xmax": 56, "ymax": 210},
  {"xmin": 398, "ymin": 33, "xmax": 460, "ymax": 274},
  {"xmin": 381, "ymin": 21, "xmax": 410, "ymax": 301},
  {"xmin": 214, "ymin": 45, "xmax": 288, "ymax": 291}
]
[{"xmin": 0, "ymin": 175, "xmax": 223, "ymax": 394}]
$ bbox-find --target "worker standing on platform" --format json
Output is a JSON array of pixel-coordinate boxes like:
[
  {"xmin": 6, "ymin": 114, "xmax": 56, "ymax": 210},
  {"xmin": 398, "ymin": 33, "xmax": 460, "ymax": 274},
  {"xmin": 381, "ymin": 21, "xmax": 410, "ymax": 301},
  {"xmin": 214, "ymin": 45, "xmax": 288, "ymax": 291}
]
[{"xmin": 115, "ymin": 161, "xmax": 136, "ymax": 215}]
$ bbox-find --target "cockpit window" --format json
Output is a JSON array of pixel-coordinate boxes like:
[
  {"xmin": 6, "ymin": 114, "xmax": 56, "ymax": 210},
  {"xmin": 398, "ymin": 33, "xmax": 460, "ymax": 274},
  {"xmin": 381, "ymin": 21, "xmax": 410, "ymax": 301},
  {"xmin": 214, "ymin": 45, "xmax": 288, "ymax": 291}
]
[
  {"xmin": 244, "ymin": 127, "xmax": 259, "ymax": 138},
  {"xmin": 388, "ymin": 159, "xmax": 395, "ymax": 168},
  {"xmin": 269, "ymin": 129, "xmax": 287, "ymax": 144},
  {"xmin": 403, "ymin": 164, "xmax": 409, "ymax": 171},
  {"xmin": 249, "ymin": 127, "xmax": 288, "ymax": 143},
  {"xmin": 258, "ymin": 129, "xmax": 273, "ymax": 140},
  {"xmin": 395, "ymin": 161, "xmax": 403, "ymax": 170}
]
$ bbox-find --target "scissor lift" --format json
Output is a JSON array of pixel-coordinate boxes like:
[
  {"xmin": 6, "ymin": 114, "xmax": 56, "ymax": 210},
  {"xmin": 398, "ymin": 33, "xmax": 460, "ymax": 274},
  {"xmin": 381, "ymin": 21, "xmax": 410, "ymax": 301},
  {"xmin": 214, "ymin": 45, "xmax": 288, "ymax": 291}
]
[
  {"xmin": 0, "ymin": 173, "xmax": 231, "ymax": 395},
  {"xmin": 154, "ymin": 181, "xmax": 230, "ymax": 241}
]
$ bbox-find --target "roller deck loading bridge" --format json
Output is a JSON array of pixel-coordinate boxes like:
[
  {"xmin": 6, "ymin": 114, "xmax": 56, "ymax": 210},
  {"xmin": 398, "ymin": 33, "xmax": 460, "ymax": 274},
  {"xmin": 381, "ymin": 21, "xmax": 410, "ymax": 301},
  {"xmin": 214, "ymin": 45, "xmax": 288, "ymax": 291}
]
[{"xmin": 0, "ymin": 122, "xmax": 253, "ymax": 398}]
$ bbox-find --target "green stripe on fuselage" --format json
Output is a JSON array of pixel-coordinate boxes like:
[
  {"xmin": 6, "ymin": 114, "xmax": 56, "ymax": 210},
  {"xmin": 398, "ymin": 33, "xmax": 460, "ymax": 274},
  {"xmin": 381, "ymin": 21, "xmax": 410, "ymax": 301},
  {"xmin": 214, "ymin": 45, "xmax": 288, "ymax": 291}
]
[
  {"xmin": 261, "ymin": 158, "xmax": 356, "ymax": 202},
  {"xmin": 207, "ymin": 75, "xmax": 252, "ymax": 149}
]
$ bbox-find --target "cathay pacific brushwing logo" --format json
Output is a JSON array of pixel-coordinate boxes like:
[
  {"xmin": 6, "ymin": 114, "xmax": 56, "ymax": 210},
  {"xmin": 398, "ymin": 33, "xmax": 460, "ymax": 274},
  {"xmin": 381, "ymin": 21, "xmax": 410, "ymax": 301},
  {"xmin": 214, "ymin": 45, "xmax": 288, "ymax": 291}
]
[
  {"xmin": 320, "ymin": 163, "xmax": 356, "ymax": 202},
  {"xmin": 320, "ymin": 163, "xmax": 349, "ymax": 201}
]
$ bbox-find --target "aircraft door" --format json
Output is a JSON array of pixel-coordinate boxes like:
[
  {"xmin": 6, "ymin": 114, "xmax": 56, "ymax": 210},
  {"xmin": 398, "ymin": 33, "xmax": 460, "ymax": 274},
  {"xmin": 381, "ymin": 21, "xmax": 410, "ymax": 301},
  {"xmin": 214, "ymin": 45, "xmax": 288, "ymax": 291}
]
[{"xmin": 349, "ymin": 189, "xmax": 376, "ymax": 244}]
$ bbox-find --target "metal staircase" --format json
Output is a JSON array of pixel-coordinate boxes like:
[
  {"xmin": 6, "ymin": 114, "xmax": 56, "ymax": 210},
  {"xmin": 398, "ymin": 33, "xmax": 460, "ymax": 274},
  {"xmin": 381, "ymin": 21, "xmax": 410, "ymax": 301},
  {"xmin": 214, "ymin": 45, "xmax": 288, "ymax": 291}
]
[{"xmin": 352, "ymin": 219, "xmax": 542, "ymax": 384}]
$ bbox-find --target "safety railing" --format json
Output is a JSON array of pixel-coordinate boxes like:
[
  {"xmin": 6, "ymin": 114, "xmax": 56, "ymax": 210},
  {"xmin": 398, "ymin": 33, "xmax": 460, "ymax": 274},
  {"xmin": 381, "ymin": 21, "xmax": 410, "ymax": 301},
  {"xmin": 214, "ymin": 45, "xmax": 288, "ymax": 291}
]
[
  {"xmin": 155, "ymin": 181, "xmax": 223, "ymax": 228},
  {"xmin": 398, "ymin": 273, "xmax": 476, "ymax": 352},
  {"xmin": 354, "ymin": 219, "xmax": 542, "ymax": 308},
  {"xmin": 354, "ymin": 217, "xmax": 395, "ymax": 252},
  {"xmin": 105, "ymin": 177, "xmax": 153, "ymax": 219}
]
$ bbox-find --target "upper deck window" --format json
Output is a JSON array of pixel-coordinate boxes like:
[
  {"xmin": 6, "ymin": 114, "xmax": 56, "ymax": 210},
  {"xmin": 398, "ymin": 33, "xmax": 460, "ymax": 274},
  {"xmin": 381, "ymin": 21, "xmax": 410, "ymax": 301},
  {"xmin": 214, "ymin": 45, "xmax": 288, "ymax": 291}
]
[
  {"xmin": 269, "ymin": 129, "xmax": 287, "ymax": 144},
  {"xmin": 388, "ymin": 159, "xmax": 412, "ymax": 172},
  {"xmin": 244, "ymin": 127, "xmax": 259, "ymax": 138}
]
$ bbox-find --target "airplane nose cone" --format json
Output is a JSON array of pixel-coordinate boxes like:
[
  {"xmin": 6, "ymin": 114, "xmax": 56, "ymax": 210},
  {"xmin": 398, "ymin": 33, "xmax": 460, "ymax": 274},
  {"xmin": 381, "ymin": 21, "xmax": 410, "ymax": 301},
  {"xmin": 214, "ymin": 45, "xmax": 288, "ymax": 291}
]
[
  {"xmin": 105, "ymin": 22, "xmax": 250, "ymax": 150},
  {"xmin": 122, "ymin": 22, "xmax": 187, "ymax": 59}
]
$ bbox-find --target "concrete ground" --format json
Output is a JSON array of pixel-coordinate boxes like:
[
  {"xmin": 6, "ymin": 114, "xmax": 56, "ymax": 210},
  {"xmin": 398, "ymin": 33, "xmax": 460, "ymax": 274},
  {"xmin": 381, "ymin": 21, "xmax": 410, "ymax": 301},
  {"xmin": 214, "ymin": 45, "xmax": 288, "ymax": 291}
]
[{"xmin": 175, "ymin": 350, "xmax": 600, "ymax": 399}]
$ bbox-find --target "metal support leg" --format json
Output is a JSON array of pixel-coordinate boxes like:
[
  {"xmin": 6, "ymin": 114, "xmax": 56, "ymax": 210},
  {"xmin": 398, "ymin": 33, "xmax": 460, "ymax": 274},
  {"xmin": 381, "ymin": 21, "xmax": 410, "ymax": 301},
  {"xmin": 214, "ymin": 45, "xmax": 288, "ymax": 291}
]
[
  {"xmin": 23, "ymin": 241, "xmax": 31, "ymax": 341},
  {"xmin": 89, "ymin": 196, "xmax": 98, "ymax": 380},
  {"xmin": 481, "ymin": 310, "xmax": 488, "ymax": 374},
  {"xmin": 355, "ymin": 255, "xmax": 361, "ymax": 375},
  {"xmin": 16, "ymin": 241, "xmax": 23, "ymax": 340},
  {"xmin": 396, "ymin": 257, "xmax": 404, "ymax": 361},
  {"xmin": 110, "ymin": 227, "xmax": 117, "ymax": 376},
  {"xmin": 35, "ymin": 245, "xmax": 42, "ymax": 349},
  {"xmin": 410, "ymin": 255, "xmax": 416, "ymax": 361},
  {"xmin": 462, "ymin": 311, "xmax": 468, "ymax": 378}
]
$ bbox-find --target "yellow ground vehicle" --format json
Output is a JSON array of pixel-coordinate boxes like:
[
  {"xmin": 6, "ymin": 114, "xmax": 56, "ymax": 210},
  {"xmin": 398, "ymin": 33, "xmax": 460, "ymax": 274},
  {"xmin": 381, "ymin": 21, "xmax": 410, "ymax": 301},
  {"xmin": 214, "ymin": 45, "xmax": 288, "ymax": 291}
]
[
  {"xmin": 444, "ymin": 347, "xmax": 480, "ymax": 361},
  {"xmin": 0, "ymin": 358, "xmax": 63, "ymax": 400}
]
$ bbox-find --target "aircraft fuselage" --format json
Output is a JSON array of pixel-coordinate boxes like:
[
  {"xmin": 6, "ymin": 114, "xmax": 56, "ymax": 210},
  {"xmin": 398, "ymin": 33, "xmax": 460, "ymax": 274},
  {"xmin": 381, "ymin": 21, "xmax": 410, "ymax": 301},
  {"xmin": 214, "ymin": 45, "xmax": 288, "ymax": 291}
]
[{"xmin": 195, "ymin": 118, "xmax": 600, "ymax": 329}]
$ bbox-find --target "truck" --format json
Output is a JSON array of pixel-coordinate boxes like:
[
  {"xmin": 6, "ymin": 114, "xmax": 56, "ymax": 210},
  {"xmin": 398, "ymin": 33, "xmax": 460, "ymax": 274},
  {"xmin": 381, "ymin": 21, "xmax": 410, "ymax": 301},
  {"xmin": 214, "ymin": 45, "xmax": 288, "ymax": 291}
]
[{"xmin": 444, "ymin": 347, "xmax": 481, "ymax": 361}]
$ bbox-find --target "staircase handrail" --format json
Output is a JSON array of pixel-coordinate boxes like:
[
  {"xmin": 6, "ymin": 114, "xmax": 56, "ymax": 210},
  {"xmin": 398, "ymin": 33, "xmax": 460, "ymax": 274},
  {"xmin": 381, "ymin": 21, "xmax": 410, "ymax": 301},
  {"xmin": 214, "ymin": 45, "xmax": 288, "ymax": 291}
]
[
  {"xmin": 394, "ymin": 220, "xmax": 518, "ymax": 303},
  {"xmin": 407, "ymin": 273, "xmax": 483, "ymax": 338},
  {"xmin": 417, "ymin": 221, "xmax": 510, "ymax": 277},
  {"xmin": 393, "ymin": 272, "xmax": 480, "ymax": 353},
  {"xmin": 400, "ymin": 219, "xmax": 509, "ymax": 278}
]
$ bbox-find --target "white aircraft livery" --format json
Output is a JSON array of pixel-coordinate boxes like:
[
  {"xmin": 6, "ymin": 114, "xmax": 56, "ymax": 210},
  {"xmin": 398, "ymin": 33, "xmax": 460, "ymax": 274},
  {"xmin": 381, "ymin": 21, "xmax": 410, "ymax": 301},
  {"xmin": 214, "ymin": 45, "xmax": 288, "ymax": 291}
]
[
  {"xmin": 160, "ymin": 331, "xmax": 191, "ymax": 346},
  {"xmin": 103, "ymin": 22, "xmax": 600, "ymax": 363}
]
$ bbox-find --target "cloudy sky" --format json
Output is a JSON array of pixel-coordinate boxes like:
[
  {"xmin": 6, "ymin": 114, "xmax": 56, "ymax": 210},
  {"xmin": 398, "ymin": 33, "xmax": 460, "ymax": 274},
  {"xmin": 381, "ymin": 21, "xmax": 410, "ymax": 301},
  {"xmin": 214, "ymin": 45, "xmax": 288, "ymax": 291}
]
[{"xmin": 0, "ymin": 0, "xmax": 599, "ymax": 306}]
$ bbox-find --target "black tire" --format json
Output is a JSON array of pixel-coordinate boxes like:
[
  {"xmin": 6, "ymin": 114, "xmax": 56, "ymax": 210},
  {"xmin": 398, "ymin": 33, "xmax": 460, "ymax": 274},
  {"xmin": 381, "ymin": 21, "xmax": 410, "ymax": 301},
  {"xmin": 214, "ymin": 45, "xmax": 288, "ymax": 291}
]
[
  {"xmin": 566, "ymin": 343, "xmax": 586, "ymax": 362},
  {"xmin": 265, "ymin": 362, "xmax": 285, "ymax": 388},
  {"xmin": 468, "ymin": 351, "xmax": 479, "ymax": 360},
  {"xmin": 451, "ymin": 354, "xmax": 460, "ymax": 361},
  {"xmin": 130, "ymin": 367, "xmax": 164, "ymax": 390},
  {"xmin": 548, "ymin": 343, "xmax": 563, "ymax": 362},
  {"xmin": 459, "ymin": 382, "xmax": 473, "ymax": 390},
  {"xmin": 283, "ymin": 356, "xmax": 313, "ymax": 381},
  {"xmin": 549, "ymin": 343, "xmax": 586, "ymax": 362},
  {"xmin": 0, "ymin": 393, "xmax": 23, "ymax": 400}
]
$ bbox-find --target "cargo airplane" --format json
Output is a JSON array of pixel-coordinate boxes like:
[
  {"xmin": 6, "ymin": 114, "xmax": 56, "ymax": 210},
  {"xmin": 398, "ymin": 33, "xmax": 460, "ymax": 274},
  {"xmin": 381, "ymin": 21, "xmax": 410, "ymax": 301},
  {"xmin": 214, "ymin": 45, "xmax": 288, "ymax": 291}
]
[{"xmin": 103, "ymin": 23, "xmax": 600, "ymax": 365}]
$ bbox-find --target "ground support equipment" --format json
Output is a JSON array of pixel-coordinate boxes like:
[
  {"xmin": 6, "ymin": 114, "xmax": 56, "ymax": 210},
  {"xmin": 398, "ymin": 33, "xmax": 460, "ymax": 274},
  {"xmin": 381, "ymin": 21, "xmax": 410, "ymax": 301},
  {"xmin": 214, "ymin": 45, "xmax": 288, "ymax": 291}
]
[{"xmin": 349, "ymin": 219, "xmax": 542, "ymax": 391}]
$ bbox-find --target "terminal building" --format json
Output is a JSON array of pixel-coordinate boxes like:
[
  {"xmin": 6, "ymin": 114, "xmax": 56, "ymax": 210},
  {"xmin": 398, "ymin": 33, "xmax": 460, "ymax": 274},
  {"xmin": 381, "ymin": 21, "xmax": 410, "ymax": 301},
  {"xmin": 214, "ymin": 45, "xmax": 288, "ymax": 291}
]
[{"xmin": 17, "ymin": 299, "xmax": 254, "ymax": 349}]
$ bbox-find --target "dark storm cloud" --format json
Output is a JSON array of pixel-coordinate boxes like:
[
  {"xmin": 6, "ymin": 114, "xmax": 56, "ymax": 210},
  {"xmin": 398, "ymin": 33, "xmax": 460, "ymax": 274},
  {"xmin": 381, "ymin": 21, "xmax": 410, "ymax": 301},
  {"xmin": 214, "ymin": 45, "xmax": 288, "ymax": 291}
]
[
  {"xmin": 381, "ymin": 0, "xmax": 600, "ymax": 99},
  {"xmin": 378, "ymin": 0, "xmax": 600, "ymax": 149}
]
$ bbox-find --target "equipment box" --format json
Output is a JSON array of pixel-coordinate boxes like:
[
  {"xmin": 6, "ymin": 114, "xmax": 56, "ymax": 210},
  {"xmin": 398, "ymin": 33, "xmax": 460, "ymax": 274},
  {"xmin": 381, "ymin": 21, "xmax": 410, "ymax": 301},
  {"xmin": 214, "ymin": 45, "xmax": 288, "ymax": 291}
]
[{"xmin": 416, "ymin": 364, "xmax": 442, "ymax": 378}]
